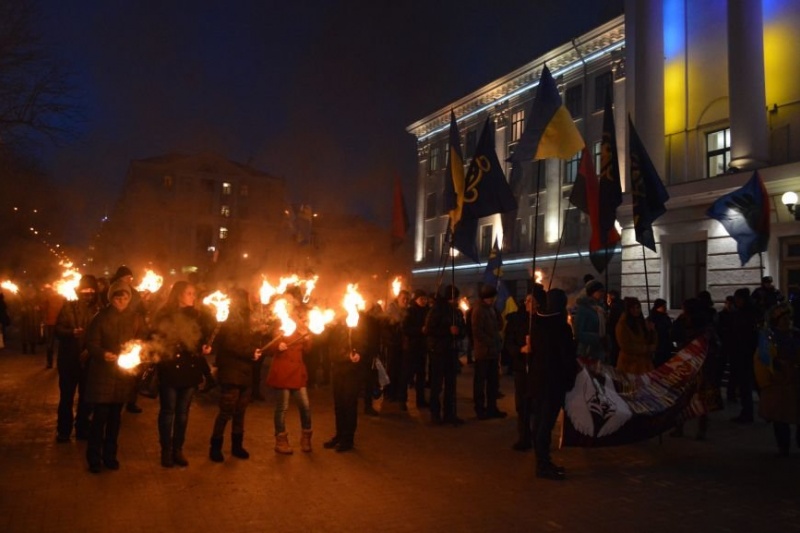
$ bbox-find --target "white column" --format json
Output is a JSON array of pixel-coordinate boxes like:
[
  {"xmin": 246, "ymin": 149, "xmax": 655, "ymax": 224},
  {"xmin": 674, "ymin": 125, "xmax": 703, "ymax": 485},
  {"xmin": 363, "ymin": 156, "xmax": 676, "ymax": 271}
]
[{"xmin": 727, "ymin": 0, "xmax": 770, "ymax": 170}]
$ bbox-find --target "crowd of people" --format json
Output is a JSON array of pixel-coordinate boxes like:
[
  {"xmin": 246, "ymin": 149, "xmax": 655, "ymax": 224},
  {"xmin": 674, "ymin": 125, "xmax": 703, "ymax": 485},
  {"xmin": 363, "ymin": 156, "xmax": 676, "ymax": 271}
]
[{"xmin": 1, "ymin": 267, "xmax": 799, "ymax": 479}]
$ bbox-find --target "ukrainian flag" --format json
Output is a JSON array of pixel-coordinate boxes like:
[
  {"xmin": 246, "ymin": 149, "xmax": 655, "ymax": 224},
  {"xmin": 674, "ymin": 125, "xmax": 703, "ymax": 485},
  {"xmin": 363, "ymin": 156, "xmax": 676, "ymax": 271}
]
[
  {"xmin": 443, "ymin": 110, "xmax": 465, "ymax": 231},
  {"xmin": 511, "ymin": 64, "xmax": 585, "ymax": 162}
]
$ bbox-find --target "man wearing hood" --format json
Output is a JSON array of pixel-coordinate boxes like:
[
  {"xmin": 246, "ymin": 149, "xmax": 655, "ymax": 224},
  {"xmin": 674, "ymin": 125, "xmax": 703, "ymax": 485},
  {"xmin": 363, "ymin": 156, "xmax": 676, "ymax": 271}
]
[
  {"xmin": 54, "ymin": 275, "xmax": 102, "ymax": 442},
  {"xmin": 574, "ymin": 280, "xmax": 608, "ymax": 362}
]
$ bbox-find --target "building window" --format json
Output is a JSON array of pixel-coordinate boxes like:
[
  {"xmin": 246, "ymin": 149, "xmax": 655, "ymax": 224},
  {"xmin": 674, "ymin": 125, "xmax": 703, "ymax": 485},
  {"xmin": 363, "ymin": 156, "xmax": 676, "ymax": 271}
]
[
  {"xmin": 564, "ymin": 150, "xmax": 581, "ymax": 184},
  {"xmin": 511, "ymin": 109, "xmax": 525, "ymax": 142},
  {"xmin": 565, "ymin": 84, "xmax": 583, "ymax": 119},
  {"xmin": 706, "ymin": 128, "xmax": 731, "ymax": 178},
  {"xmin": 220, "ymin": 205, "xmax": 231, "ymax": 217},
  {"xmin": 465, "ymin": 129, "xmax": 477, "ymax": 160},
  {"xmin": 222, "ymin": 182, "xmax": 232, "ymax": 195},
  {"xmin": 562, "ymin": 207, "xmax": 582, "ymax": 246},
  {"xmin": 429, "ymin": 144, "xmax": 441, "ymax": 172},
  {"xmin": 425, "ymin": 192, "xmax": 437, "ymax": 219},
  {"xmin": 219, "ymin": 226, "xmax": 229, "ymax": 240},
  {"xmin": 163, "ymin": 175, "xmax": 174, "ymax": 190},
  {"xmin": 240, "ymin": 184, "xmax": 249, "ymax": 196},
  {"xmin": 593, "ymin": 140, "xmax": 602, "ymax": 173},
  {"xmin": 594, "ymin": 71, "xmax": 613, "ymax": 111},
  {"xmin": 511, "ymin": 217, "xmax": 524, "ymax": 253},
  {"xmin": 480, "ymin": 224, "xmax": 493, "ymax": 257},
  {"xmin": 669, "ymin": 241, "xmax": 707, "ymax": 309},
  {"xmin": 424, "ymin": 235, "xmax": 436, "ymax": 262}
]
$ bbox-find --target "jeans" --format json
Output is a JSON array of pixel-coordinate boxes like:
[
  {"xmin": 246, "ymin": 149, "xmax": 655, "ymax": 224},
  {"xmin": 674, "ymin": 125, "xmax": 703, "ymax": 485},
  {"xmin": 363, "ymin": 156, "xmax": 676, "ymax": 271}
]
[
  {"xmin": 56, "ymin": 353, "xmax": 90, "ymax": 438},
  {"xmin": 273, "ymin": 387, "xmax": 311, "ymax": 434},
  {"xmin": 212, "ymin": 384, "xmax": 251, "ymax": 438},
  {"xmin": 158, "ymin": 385, "xmax": 195, "ymax": 450},
  {"xmin": 86, "ymin": 402, "xmax": 123, "ymax": 466}
]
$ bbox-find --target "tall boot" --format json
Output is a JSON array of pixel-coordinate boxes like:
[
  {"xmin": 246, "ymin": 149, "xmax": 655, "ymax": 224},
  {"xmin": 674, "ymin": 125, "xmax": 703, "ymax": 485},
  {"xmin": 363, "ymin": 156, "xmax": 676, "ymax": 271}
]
[
  {"xmin": 172, "ymin": 447, "xmax": 189, "ymax": 467},
  {"xmin": 209, "ymin": 436, "xmax": 224, "ymax": 463},
  {"xmin": 231, "ymin": 433, "xmax": 250, "ymax": 459},
  {"xmin": 301, "ymin": 429, "xmax": 313, "ymax": 453},
  {"xmin": 274, "ymin": 432, "xmax": 293, "ymax": 455},
  {"xmin": 161, "ymin": 438, "xmax": 174, "ymax": 468}
]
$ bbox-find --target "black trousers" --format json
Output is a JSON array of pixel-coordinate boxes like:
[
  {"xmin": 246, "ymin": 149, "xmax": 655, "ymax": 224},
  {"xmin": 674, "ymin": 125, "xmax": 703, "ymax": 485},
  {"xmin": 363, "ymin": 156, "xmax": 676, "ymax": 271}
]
[
  {"xmin": 56, "ymin": 353, "xmax": 90, "ymax": 438},
  {"xmin": 400, "ymin": 347, "xmax": 427, "ymax": 406},
  {"xmin": 514, "ymin": 370, "xmax": 533, "ymax": 444},
  {"xmin": 213, "ymin": 383, "xmax": 251, "ymax": 437},
  {"xmin": 332, "ymin": 362, "xmax": 360, "ymax": 444},
  {"xmin": 86, "ymin": 402, "xmax": 123, "ymax": 466},
  {"xmin": 532, "ymin": 393, "xmax": 562, "ymax": 466},
  {"xmin": 429, "ymin": 349, "xmax": 459, "ymax": 420},
  {"xmin": 473, "ymin": 358, "xmax": 499, "ymax": 415}
]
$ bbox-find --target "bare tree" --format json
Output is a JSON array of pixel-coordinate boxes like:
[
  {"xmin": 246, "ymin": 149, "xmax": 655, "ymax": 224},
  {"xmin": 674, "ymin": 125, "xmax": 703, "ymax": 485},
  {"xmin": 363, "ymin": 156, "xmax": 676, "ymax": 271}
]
[{"xmin": 0, "ymin": 0, "xmax": 78, "ymax": 151}]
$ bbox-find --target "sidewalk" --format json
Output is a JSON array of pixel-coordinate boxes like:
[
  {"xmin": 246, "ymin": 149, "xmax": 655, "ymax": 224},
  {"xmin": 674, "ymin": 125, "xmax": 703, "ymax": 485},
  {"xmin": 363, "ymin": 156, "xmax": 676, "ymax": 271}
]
[{"xmin": 1, "ymin": 347, "xmax": 798, "ymax": 533}]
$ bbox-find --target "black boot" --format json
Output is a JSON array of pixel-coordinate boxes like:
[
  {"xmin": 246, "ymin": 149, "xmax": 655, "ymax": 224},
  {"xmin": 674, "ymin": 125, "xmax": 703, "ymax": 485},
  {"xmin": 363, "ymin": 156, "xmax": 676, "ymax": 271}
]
[
  {"xmin": 209, "ymin": 437, "xmax": 224, "ymax": 463},
  {"xmin": 231, "ymin": 433, "xmax": 249, "ymax": 459},
  {"xmin": 161, "ymin": 448, "xmax": 174, "ymax": 468}
]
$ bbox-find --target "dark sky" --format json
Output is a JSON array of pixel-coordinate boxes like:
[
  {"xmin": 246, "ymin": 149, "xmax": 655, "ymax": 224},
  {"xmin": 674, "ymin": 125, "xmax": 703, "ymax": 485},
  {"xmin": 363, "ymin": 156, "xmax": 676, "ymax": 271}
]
[{"xmin": 38, "ymin": 0, "xmax": 623, "ymax": 228}]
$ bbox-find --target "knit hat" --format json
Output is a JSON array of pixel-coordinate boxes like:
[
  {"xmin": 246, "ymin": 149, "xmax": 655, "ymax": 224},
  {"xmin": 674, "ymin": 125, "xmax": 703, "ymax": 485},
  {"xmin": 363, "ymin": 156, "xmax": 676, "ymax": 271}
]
[
  {"xmin": 108, "ymin": 280, "xmax": 131, "ymax": 300},
  {"xmin": 479, "ymin": 284, "xmax": 498, "ymax": 299},
  {"xmin": 531, "ymin": 283, "xmax": 547, "ymax": 309},
  {"xmin": 412, "ymin": 288, "xmax": 428, "ymax": 300},
  {"xmin": 585, "ymin": 280, "xmax": 605, "ymax": 296},
  {"xmin": 652, "ymin": 298, "xmax": 667, "ymax": 310},
  {"xmin": 111, "ymin": 265, "xmax": 133, "ymax": 282},
  {"xmin": 546, "ymin": 289, "xmax": 568, "ymax": 315},
  {"xmin": 78, "ymin": 275, "xmax": 98, "ymax": 292}
]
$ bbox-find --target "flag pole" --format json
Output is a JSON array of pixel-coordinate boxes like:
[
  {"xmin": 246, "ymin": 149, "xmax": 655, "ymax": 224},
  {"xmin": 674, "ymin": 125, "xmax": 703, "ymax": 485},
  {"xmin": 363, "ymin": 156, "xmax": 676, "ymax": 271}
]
[
  {"xmin": 642, "ymin": 244, "xmax": 651, "ymax": 311},
  {"xmin": 548, "ymin": 213, "xmax": 566, "ymax": 291},
  {"xmin": 530, "ymin": 159, "xmax": 544, "ymax": 336}
]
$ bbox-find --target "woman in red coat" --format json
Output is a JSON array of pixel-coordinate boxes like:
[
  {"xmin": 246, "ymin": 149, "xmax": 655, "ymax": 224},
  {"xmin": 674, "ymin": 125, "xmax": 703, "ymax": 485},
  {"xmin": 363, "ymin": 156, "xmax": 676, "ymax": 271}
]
[{"xmin": 266, "ymin": 327, "xmax": 313, "ymax": 454}]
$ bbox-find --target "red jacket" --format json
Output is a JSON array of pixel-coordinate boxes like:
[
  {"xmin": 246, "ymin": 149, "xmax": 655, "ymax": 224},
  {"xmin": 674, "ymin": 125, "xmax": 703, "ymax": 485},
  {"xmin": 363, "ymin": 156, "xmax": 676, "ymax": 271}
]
[{"xmin": 265, "ymin": 331, "xmax": 311, "ymax": 389}]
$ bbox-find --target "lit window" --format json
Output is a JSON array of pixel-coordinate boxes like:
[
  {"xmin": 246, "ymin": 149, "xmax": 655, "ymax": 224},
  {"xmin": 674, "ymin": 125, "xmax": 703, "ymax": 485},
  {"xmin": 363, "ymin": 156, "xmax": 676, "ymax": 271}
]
[
  {"xmin": 424, "ymin": 235, "xmax": 436, "ymax": 262},
  {"xmin": 429, "ymin": 145, "xmax": 441, "ymax": 172},
  {"xmin": 706, "ymin": 128, "xmax": 731, "ymax": 177},
  {"xmin": 480, "ymin": 224, "xmax": 493, "ymax": 257},
  {"xmin": 219, "ymin": 227, "xmax": 228, "ymax": 240},
  {"xmin": 512, "ymin": 110, "xmax": 525, "ymax": 142},
  {"xmin": 222, "ymin": 182, "xmax": 232, "ymax": 195},
  {"xmin": 220, "ymin": 205, "xmax": 231, "ymax": 217},
  {"xmin": 593, "ymin": 141, "xmax": 602, "ymax": 173}
]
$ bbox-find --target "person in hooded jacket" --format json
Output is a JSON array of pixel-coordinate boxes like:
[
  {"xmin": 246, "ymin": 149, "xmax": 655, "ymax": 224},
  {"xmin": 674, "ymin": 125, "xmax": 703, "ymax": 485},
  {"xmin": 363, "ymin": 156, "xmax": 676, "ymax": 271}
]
[
  {"xmin": 84, "ymin": 280, "xmax": 145, "ymax": 473},
  {"xmin": 615, "ymin": 297, "xmax": 657, "ymax": 375},
  {"xmin": 529, "ymin": 289, "xmax": 577, "ymax": 480},
  {"xmin": 55, "ymin": 275, "xmax": 101, "ymax": 443},
  {"xmin": 573, "ymin": 280, "xmax": 608, "ymax": 363},
  {"xmin": 151, "ymin": 280, "xmax": 214, "ymax": 468},
  {"xmin": 209, "ymin": 289, "xmax": 262, "ymax": 462},
  {"xmin": 401, "ymin": 288, "xmax": 430, "ymax": 410}
]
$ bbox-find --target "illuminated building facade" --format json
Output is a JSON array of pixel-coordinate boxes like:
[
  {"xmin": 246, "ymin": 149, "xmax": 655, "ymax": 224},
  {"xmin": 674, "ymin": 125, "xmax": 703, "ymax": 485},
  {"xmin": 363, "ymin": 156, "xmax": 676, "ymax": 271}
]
[{"xmin": 408, "ymin": 0, "xmax": 800, "ymax": 308}]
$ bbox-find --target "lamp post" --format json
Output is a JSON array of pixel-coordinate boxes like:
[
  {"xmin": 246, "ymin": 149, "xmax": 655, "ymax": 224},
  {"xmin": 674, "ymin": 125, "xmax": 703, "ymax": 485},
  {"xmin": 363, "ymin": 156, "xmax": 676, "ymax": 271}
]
[{"xmin": 781, "ymin": 191, "xmax": 800, "ymax": 221}]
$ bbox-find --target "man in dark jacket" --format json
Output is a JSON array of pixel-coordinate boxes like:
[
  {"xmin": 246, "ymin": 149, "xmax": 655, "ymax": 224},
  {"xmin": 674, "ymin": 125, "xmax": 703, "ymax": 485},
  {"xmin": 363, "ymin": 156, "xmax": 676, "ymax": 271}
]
[
  {"xmin": 728, "ymin": 287, "xmax": 760, "ymax": 423},
  {"xmin": 324, "ymin": 318, "xmax": 368, "ymax": 452},
  {"xmin": 424, "ymin": 284, "xmax": 465, "ymax": 426},
  {"xmin": 530, "ymin": 289, "xmax": 577, "ymax": 480},
  {"xmin": 401, "ymin": 289, "xmax": 429, "ymax": 409},
  {"xmin": 55, "ymin": 275, "xmax": 101, "ymax": 443},
  {"xmin": 84, "ymin": 280, "xmax": 144, "ymax": 473},
  {"xmin": 472, "ymin": 284, "xmax": 506, "ymax": 420}
]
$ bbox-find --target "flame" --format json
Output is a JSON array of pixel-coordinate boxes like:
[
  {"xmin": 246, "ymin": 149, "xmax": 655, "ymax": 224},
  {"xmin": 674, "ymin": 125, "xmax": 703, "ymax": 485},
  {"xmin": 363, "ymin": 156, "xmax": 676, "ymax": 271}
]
[
  {"xmin": 391, "ymin": 276, "xmax": 402, "ymax": 297},
  {"xmin": 136, "ymin": 269, "xmax": 163, "ymax": 293},
  {"xmin": 203, "ymin": 290, "xmax": 231, "ymax": 322},
  {"xmin": 343, "ymin": 284, "xmax": 365, "ymax": 328},
  {"xmin": 259, "ymin": 274, "xmax": 319, "ymax": 305},
  {"xmin": 458, "ymin": 297, "xmax": 470, "ymax": 313},
  {"xmin": 308, "ymin": 306, "xmax": 335, "ymax": 334},
  {"xmin": 53, "ymin": 262, "xmax": 82, "ymax": 301},
  {"xmin": 1, "ymin": 281, "xmax": 19, "ymax": 294},
  {"xmin": 117, "ymin": 340, "xmax": 143, "ymax": 370},
  {"xmin": 273, "ymin": 298, "xmax": 297, "ymax": 337},
  {"xmin": 534, "ymin": 269, "xmax": 544, "ymax": 285}
]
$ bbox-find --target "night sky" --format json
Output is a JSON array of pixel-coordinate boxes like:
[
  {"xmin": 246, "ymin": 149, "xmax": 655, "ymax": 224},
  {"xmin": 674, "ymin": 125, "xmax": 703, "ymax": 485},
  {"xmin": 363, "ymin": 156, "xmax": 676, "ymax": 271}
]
[{"xmin": 37, "ymin": 0, "xmax": 623, "ymax": 231}]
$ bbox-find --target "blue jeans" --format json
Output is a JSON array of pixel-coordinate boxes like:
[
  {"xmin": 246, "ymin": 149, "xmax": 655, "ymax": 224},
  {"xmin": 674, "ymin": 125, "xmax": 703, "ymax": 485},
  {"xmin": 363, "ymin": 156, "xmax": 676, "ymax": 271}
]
[
  {"xmin": 273, "ymin": 387, "xmax": 311, "ymax": 434},
  {"xmin": 158, "ymin": 385, "xmax": 195, "ymax": 449}
]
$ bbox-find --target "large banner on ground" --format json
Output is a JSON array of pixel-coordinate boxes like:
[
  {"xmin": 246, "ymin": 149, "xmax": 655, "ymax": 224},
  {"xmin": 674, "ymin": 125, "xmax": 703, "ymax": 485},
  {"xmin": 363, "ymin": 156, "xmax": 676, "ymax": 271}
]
[{"xmin": 562, "ymin": 336, "xmax": 709, "ymax": 447}]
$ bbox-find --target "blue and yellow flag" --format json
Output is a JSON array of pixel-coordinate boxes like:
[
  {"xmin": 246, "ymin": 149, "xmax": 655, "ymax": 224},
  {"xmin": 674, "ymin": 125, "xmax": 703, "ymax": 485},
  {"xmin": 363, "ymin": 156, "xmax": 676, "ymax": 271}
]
[
  {"xmin": 483, "ymin": 239, "xmax": 518, "ymax": 319},
  {"xmin": 510, "ymin": 64, "xmax": 585, "ymax": 162},
  {"xmin": 706, "ymin": 171, "xmax": 770, "ymax": 266},
  {"xmin": 629, "ymin": 117, "xmax": 669, "ymax": 252},
  {"xmin": 443, "ymin": 110, "xmax": 465, "ymax": 232}
]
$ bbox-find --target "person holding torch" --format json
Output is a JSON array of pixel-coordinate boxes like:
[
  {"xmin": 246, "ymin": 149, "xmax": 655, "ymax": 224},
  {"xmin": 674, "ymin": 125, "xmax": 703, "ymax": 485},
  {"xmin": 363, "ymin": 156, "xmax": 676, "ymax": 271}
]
[{"xmin": 83, "ymin": 280, "xmax": 145, "ymax": 474}]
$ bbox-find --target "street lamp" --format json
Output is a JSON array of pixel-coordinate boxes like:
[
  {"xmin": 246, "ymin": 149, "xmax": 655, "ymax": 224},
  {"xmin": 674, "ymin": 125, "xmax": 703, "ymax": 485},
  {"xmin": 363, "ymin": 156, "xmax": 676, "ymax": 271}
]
[{"xmin": 781, "ymin": 191, "xmax": 800, "ymax": 220}]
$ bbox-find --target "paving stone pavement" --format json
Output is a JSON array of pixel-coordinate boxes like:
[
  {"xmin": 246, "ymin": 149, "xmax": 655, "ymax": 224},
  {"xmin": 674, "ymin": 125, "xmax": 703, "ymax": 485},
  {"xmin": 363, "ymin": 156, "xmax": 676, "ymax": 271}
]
[{"xmin": 1, "ymin": 346, "xmax": 799, "ymax": 533}]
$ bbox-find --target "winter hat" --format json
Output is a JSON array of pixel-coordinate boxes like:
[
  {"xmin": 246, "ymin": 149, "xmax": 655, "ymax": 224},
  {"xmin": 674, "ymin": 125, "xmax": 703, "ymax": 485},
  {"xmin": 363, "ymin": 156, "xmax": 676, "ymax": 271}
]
[
  {"xmin": 479, "ymin": 284, "xmax": 498, "ymax": 299},
  {"xmin": 653, "ymin": 298, "xmax": 667, "ymax": 310},
  {"xmin": 111, "ymin": 265, "xmax": 133, "ymax": 282},
  {"xmin": 78, "ymin": 275, "xmax": 99, "ymax": 292},
  {"xmin": 546, "ymin": 289, "xmax": 568, "ymax": 315},
  {"xmin": 412, "ymin": 288, "xmax": 428, "ymax": 300},
  {"xmin": 437, "ymin": 284, "xmax": 459, "ymax": 300},
  {"xmin": 108, "ymin": 280, "xmax": 132, "ymax": 300},
  {"xmin": 531, "ymin": 283, "xmax": 547, "ymax": 309},
  {"xmin": 585, "ymin": 280, "xmax": 605, "ymax": 296}
]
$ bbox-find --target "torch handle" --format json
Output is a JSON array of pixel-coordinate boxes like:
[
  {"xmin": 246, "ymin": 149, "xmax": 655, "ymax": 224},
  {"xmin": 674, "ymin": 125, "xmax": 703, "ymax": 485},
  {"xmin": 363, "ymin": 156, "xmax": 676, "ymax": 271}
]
[
  {"xmin": 260, "ymin": 332, "xmax": 310, "ymax": 352},
  {"xmin": 206, "ymin": 324, "xmax": 221, "ymax": 347}
]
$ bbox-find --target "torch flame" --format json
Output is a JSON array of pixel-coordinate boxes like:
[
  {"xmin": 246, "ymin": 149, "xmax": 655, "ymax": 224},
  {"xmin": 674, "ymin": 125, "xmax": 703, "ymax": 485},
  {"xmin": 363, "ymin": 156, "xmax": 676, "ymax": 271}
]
[
  {"xmin": 458, "ymin": 297, "xmax": 470, "ymax": 313},
  {"xmin": 391, "ymin": 276, "xmax": 402, "ymax": 298},
  {"xmin": 53, "ymin": 262, "xmax": 82, "ymax": 301},
  {"xmin": 534, "ymin": 269, "xmax": 544, "ymax": 285},
  {"xmin": 117, "ymin": 340, "xmax": 143, "ymax": 370},
  {"xmin": 259, "ymin": 278, "xmax": 277, "ymax": 305},
  {"xmin": 308, "ymin": 306, "xmax": 335, "ymax": 334},
  {"xmin": 273, "ymin": 298, "xmax": 297, "ymax": 337},
  {"xmin": 302, "ymin": 275, "xmax": 318, "ymax": 303},
  {"xmin": 136, "ymin": 269, "xmax": 163, "ymax": 293},
  {"xmin": 343, "ymin": 283, "xmax": 365, "ymax": 328},
  {"xmin": 1, "ymin": 281, "xmax": 19, "ymax": 294},
  {"xmin": 259, "ymin": 274, "xmax": 319, "ymax": 305},
  {"xmin": 203, "ymin": 290, "xmax": 231, "ymax": 322}
]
